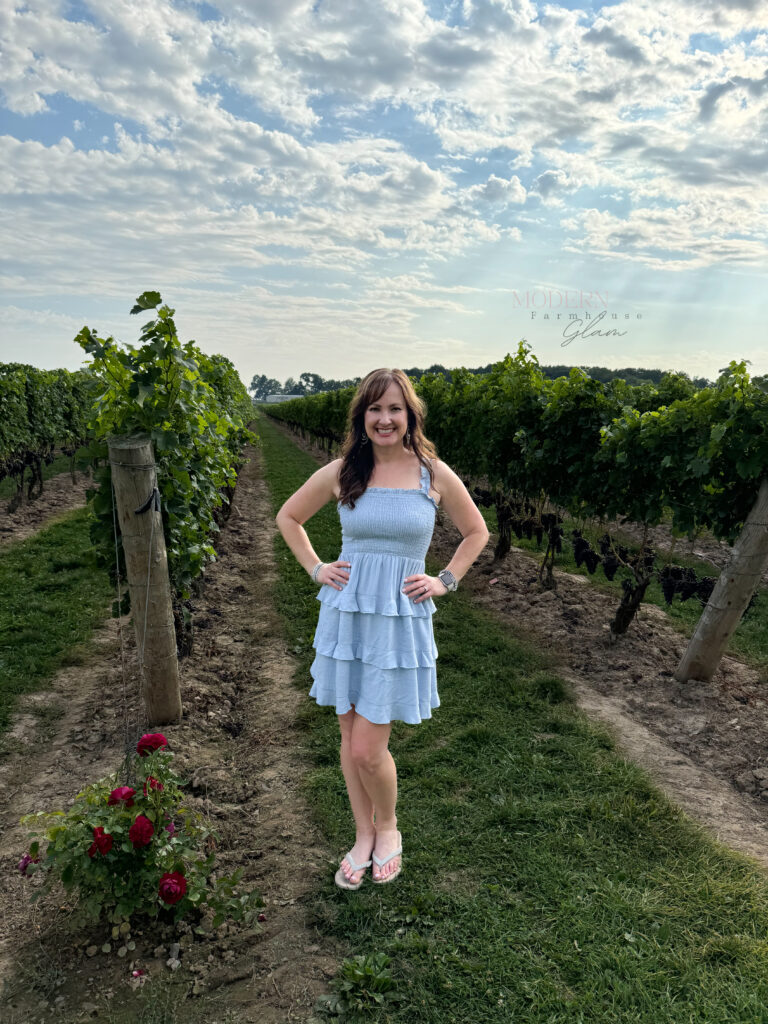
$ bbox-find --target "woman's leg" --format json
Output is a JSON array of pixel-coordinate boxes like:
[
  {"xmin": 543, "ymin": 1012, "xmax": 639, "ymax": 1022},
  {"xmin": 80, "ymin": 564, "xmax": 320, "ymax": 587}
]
[
  {"xmin": 348, "ymin": 714, "xmax": 401, "ymax": 881},
  {"xmin": 337, "ymin": 708, "xmax": 376, "ymax": 884}
]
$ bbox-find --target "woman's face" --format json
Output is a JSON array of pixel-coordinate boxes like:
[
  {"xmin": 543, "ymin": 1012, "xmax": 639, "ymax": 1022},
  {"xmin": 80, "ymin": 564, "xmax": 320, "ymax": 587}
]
[{"xmin": 364, "ymin": 381, "xmax": 409, "ymax": 448}]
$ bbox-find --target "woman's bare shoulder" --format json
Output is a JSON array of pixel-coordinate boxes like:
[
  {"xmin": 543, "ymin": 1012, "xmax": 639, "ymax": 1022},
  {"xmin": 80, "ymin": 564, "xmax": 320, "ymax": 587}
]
[
  {"xmin": 430, "ymin": 458, "xmax": 466, "ymax": 494},
  {"xmin": 329, "ymin": 458, "xmax": 344, "ymax": 499}
]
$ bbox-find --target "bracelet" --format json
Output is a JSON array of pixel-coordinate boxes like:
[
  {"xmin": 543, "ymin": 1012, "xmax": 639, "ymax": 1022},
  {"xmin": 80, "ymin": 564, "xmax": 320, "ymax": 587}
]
[{"xmin": 310, "ymin": 561, "xmax": 325, "ymax": 583}]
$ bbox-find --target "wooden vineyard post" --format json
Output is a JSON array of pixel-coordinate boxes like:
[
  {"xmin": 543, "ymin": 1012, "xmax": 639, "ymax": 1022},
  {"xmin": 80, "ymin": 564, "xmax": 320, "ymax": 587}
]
[
  {"xmin": 108, "ymin": 435, "xmax": 182, "ymax": 724},
  {"xmin": 675, "ymin": 477, "xmax": 768, "ymax": 683}
]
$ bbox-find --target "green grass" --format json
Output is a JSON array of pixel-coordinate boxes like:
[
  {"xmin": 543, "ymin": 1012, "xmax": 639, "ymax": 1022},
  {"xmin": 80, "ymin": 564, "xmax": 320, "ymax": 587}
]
[
  {"xmin": 488, "ymin": 509, "xmax": 768, "ymax": 676},
  {"xmin": 0, "ymin": 445, "xmax": 92, "ymax": 500},
  {"xmin": 258, "ymin": 408, "xmax": 768, "ymax": 1024},
  {"xmin": 0, "ymin": 508, "xmax": 114, "ymax": 740}
]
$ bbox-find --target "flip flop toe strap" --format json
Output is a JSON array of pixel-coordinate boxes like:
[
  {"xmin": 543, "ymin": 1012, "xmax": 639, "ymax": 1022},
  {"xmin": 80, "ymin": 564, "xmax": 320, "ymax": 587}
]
[
  {"xmin": 344, "ymin": 852, "xmax": 373, "ymax": 872},
  {"xmin": 372, "ymin": 845, "xmax": 402, "ymax": 867}
]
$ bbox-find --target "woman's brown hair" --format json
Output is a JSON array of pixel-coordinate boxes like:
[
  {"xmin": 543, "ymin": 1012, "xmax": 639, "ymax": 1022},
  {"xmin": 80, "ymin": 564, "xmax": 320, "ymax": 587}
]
[{"xmin": 338, "ymin": 369, "xmax": 438, "ymax": 509}]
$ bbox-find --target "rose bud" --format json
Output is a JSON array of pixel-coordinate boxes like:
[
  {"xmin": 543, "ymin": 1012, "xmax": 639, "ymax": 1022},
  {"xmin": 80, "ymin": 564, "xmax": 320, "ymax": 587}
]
[{"xmin": 142, "ymin": 776, "xmax": 164, "ymax": 796}]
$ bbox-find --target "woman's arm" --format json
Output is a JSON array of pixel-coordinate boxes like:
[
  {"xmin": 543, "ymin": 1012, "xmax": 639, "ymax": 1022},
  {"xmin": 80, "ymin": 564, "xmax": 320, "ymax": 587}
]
[
  {"xmin": 275, "ymin": 459, "xmax": 341, "ymax": 575},
  {"xmin": 433, "ymin": 459, "xmax": 491, "ymax": 583}
]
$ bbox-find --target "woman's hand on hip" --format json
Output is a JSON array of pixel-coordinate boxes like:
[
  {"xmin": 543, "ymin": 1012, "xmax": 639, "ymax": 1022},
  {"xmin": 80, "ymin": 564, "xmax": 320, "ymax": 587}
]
[
  {"xmin": 318, "ymin": 560, "xmax": 351, "ymax": 590},
  {"xmin": 402, "ymin": 574, "xmax": 446, "ymax": 603}
]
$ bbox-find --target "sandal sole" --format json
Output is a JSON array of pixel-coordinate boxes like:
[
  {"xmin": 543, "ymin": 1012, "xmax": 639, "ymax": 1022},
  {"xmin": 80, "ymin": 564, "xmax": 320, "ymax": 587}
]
[
  {"xmin": 371, "ymin": 865, "xmax": 402, "ymax": 884},
  {"xmin": 335, "ymin": 868, "xmax": 365, "ymax": 890}
]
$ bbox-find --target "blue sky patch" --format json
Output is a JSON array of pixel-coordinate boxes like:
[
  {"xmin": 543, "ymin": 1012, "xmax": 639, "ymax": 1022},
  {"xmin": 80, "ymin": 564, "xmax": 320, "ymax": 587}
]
[{"xmin": 0, "ymin": 94, "xmax": 143, "ymax": 153}]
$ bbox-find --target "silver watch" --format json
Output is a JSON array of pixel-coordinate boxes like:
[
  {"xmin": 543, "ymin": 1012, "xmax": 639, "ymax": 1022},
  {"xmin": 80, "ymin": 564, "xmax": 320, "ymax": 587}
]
[{"xmin": 437, "ymin": 568, "xmax": 458, "ymax": 592}]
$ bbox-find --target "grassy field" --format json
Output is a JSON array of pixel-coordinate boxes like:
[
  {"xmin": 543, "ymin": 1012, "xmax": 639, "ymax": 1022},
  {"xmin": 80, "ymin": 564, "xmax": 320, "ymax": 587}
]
[
  {"xmin": 259, "ymin": 408, "xmax": 768, "ymax": 1024},
  {"xmin": 0, "ymin": 509, "xmax": 113, "ymax": 742}
]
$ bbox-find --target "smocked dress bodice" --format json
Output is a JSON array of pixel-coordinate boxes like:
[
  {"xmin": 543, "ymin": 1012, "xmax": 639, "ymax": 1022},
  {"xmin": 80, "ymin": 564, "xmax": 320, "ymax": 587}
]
[{"xmin": 317, "ymin": 460, "xmax": 439, "ymax": 618}]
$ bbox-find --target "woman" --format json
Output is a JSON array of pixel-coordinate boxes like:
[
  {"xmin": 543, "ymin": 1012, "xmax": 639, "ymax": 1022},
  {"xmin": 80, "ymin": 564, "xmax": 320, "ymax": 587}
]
[{"xmin": 275, "ymin": 369, "xmax": 490, "ymax": 888}]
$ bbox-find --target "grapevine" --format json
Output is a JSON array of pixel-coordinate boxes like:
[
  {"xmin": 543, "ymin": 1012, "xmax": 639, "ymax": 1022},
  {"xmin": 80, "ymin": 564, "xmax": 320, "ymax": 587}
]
[{"xmin": 75, "ymin": 291, "xmax": 257, "ymax": 652}]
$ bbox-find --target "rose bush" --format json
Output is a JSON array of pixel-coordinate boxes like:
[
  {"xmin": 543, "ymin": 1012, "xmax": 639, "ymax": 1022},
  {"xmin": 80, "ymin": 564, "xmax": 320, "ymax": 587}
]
[{"xmin": 18, "ymin": 732, "xmax": 263, "ymax": 932}]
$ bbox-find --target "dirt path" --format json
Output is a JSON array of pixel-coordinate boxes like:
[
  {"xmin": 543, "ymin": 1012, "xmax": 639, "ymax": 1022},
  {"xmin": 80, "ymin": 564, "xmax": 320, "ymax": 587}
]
[
  {"xmin": 0, "ymin": 468, "xmax": 93, "ymax": 548},
  {"xmin": 0, "ymin": 439, "xmax": 340, "ymax": 1023},
  {"xmin": 272, "ymin": 421, "xmax": 768, "ymax": 874}
]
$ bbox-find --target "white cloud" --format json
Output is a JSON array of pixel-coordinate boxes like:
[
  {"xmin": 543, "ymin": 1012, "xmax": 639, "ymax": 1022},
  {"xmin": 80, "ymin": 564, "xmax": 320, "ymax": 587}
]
[
  {"xmin": 1, "ymin": 0, "xmax": 767, "ymax": 370},
  {"xmin": 465, "ymin": 173, "xmax": 527, "ymax": 203}
]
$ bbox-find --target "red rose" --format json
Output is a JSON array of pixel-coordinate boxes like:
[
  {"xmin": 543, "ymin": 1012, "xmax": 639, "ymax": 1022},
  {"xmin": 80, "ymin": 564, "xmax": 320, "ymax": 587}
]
[
  {"xmin": 128, "ymin": 814, "xmax": 155, "ymax": 848},
  {"xmin": 107, "ymin": 786, "xmax": 136, "ymax": 808},
  {"xmin": 136, "ymin": 733, "xmax": 168, "ymax": 757},
  {"xmin": 87, "ymin": 825, "xmax": 113, "ymax": 858},
  {"xmin": 142, "ymin": 776, "xmax": 164, "ymax": 796},
  {"xmin": 158, "ymin": 870, "xmax": 187, "ymax": 905}
]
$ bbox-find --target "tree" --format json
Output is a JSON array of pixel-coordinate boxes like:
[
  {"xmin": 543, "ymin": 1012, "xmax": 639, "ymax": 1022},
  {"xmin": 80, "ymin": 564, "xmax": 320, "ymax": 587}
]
[
  {"xmin": 298, "ymin": 372, "xmax": 325, "ymax": 394},
  {"xmin": 249, "ymin": 374, "xmax": 282, "ymax": 401}
]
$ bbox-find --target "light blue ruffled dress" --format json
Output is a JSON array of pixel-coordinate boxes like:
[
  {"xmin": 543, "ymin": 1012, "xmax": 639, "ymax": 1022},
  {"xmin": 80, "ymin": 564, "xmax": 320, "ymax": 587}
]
[{"xmin": 309, "ymin": 459, "xmax": 440, "ymax": 725}]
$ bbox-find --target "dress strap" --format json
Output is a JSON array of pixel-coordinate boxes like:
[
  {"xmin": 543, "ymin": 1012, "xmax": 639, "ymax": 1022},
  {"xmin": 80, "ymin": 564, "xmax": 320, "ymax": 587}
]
[{"xmin": 419, "ymin": 459, "xmax": 439, "ymax": 511}]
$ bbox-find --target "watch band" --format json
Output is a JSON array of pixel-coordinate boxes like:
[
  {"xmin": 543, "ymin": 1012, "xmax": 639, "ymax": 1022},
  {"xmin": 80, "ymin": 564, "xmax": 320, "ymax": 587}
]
[{"xmin": 438, "ymin": 568, "xmax": 458, "ymax": 592}]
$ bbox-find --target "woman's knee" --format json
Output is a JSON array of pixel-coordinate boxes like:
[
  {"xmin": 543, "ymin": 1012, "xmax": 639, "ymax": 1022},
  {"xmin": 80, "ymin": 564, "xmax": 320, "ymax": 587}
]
[{"xmin": 349, "ymin": 738, "xmax": 389, "ymax": 773}]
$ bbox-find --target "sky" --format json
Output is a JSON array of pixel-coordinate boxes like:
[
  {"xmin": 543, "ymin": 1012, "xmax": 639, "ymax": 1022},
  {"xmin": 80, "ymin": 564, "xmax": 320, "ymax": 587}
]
[{"xmin": 1, "ymin": 0, "xmax": 767, "ymax": 389}]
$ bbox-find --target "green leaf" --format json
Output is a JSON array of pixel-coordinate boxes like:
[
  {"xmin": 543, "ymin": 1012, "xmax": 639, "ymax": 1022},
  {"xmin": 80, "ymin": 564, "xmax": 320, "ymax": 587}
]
[
  {"xmin": 710, "ymin": 421, "xmax": 729, "ymax": 444},
  {"xmin": 130, "ymin": 291, "xmax": 162, "ymax": 314},
  {"xmin": 136, "ymin": 383, "xmax": 154, "ymax": 408},
  {"xmin": 152, "ymin": 429, "xmax": 180, "ymax": 451},
  {"xmin": 688, "ymin": 456, "xmax": 710, "ymax": 477}
]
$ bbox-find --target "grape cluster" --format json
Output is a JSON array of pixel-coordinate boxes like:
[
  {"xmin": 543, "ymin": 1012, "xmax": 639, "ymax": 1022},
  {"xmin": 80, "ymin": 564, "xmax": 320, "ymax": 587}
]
[
  {"xmin": 571, "ymin": 530, "xmax": 601, "ymax": 574},
  {"xmin": 504, "ymin": 497, "xmax": 542, "ymax": 543},
  {"xmin": 541, "ymin": 512, "xmax": 564, "ymax": 553},
  {"xmin": 658, "ymin": 565, "xmax": 718, "ymax": 607},
  {"xmin": 471, "ymin": 486, "xmax": 495, "ymax": 509}
]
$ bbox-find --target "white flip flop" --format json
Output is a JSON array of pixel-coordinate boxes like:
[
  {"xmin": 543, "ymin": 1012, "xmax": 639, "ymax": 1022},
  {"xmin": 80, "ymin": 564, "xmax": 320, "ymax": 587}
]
[
  {"xmin": 335, "ymin": 851, "xmax": 372, "ymax": 890},
  {"xmin": 371, "ymin": 831, "xmax": 403, "ymax": 884}
]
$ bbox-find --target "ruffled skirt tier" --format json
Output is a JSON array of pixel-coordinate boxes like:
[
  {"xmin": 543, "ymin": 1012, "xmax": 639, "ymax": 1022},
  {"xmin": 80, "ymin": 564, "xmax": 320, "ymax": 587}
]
[{"xmin": 309, "ymin": 551, "xmax": 440, "ymax": 725}]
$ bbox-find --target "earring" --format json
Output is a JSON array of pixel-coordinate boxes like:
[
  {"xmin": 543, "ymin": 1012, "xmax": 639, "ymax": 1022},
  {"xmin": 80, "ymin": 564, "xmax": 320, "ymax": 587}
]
[
  {"xmin": 406, "ymin": 430, "xmax": 410, "ymax": 445},
  {"xmin": 361, "ymin": 431, "xmax": 368, "ymax": 445}
]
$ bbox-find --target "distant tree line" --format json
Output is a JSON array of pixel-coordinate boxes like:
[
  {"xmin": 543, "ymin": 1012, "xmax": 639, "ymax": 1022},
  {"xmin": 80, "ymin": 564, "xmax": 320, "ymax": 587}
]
[{"xmin": 250, "ymin": 361, "xmax": 712, "ymax": 400}]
